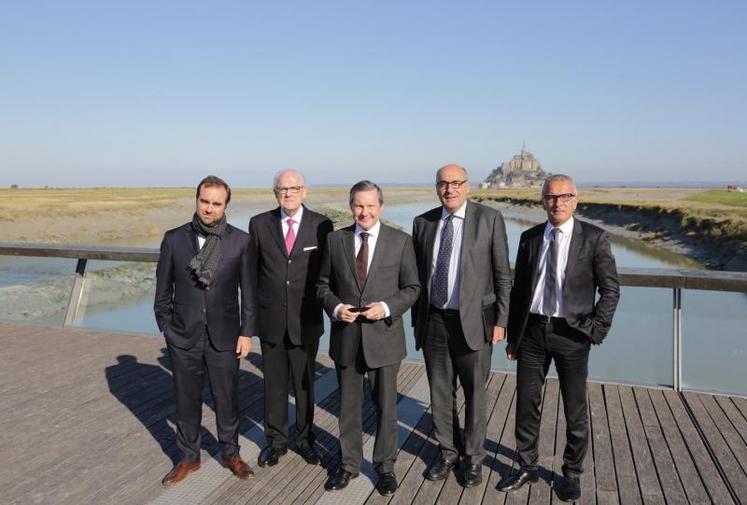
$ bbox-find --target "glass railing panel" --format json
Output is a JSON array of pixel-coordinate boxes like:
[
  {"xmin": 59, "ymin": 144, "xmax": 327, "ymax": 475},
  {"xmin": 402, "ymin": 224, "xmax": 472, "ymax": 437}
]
[
  {"xmin": 70, "ymin": 260, "xmax": 159, "ymax": 335},
  {"xmin": 0, "ymin": 256, "xmax": 78, "ymax": 325},
  {"xmin": 588, "ymin": 286, "xmax": 673, "ymax": 386},
  {"xmin": 682, "ymin": 289, "xmax": 747, "ymax": 396}
]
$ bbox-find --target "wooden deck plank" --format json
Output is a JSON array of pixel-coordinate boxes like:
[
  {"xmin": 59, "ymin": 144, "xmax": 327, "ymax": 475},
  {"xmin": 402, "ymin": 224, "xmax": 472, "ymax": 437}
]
[
  {"xmin": 481, "ymin": 373, "xmax": 516, "ymax": 505},
  {"xmin": 618, "ymin": 387, "xmax": 669, "ymax": 505},
  {"xmin": 587, "ymin": 382, "xmax": 617, "ymax": 499},
  {"xmin": 683, "ymin": 392, "xmax": 747, "ymax": 500},
  {"xmin": 604, "ymin": 385, "xmax": 642, "ymax": 505},
  {"xmin": 577, "ymin": 395, "xmax": 597, "ymax": 505},
  {"xmin": 662, "ymin": 390, "xmax": 734, "ymax": 504},
  {"xmin": 3, "ymin": 322, "xmax": 747, "ymax": 505},
  {"xmin": 715, "ymin": 395, "xmax": 747, "ymax": 447},
  {"xmin": 528, "ymin": 379, "xmax": 559, "ymax": 505}
]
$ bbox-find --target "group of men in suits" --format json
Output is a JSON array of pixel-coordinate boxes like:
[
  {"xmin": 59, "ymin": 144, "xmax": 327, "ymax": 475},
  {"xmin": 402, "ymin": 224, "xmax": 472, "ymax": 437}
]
[{"xmin": 154, "ymin": 167, "xmax": 619, "ymax": 502}]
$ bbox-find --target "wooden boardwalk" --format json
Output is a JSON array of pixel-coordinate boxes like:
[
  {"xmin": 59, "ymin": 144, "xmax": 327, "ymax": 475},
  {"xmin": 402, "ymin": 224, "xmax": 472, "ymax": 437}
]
[{"xmin": 1, "ymin": 322, "xmax": 745, "ymax": 505}]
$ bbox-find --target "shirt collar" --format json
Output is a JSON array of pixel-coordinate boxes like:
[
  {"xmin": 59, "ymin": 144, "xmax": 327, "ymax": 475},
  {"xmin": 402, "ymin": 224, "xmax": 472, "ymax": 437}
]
[
  {"xmin": 440, "ymin": 201, "xmax": 467, "ymax": 221},
  {"xmin": 355, "ymin": 220, "xmax": 381, "ymax": 238},
  {"xmin": 281, "ymin": 205, "xmax": 304, "ymax": 223},
  {"xmin": 544, "ymin": 216, "xmax": 574, "ymax": 239}
]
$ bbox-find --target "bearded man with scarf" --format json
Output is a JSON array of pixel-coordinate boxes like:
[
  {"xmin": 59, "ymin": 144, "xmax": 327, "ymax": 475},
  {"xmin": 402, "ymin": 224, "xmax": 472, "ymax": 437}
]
[{"xmin": 154, "ymin": 175, "xmax": 257, "ymax": 486}]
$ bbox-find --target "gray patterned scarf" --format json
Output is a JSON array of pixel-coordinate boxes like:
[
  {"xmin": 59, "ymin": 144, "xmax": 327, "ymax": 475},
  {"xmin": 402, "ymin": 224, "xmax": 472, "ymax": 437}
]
[{"xmin": 188, "ymin": 213, "xmax": 227, "ymax": 286}]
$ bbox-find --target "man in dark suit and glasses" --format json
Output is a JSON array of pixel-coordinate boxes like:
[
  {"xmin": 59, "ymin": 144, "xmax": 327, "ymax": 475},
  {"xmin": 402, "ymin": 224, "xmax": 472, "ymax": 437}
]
[
  {"xmin": 411, "ymin": 164, "xmax": 512, "ymax": 487},
  {"xmin": 498, "ymin": 174, "xmax": 619, "ymax": 502},
  {"xmin": 316, "ymin": 181, "xmax": 420, "ymax": 496},
  {"xmin": 247, "ymin": 169, "xmax": 333, "ymax": 468},
  {"xmin": 154, "ymin": 175, "xmax": 256, "ymax": 486}
]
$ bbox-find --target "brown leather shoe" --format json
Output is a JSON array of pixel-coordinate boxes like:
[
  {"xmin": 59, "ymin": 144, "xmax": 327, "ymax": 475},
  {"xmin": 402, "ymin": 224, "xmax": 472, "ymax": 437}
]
[
  {"xmin": 222, "ymin": 455, "xmax": 255, "ymax": 479},
  {"xmin": 161, "ymin": 460, "xmax": 201, "ymax": 486}
]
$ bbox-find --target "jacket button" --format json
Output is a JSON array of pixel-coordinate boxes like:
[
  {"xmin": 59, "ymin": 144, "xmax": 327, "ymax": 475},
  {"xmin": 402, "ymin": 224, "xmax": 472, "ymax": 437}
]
[
  {"xmin": 286, "ymin": 280, "xmax": 290, "ymax": 285},
  {"xmin": 288, "ymin": 259, "xmax": 292, "ymax": 264},
  {"xmin": 282, "ymin": 302, "xmax": 287, "ymax": 307}
]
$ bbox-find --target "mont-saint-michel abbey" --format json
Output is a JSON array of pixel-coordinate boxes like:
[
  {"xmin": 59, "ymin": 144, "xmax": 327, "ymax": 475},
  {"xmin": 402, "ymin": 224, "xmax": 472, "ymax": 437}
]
[{"xmin": 481, "ymin": 144, "xmax": 550, "ymax": 188}]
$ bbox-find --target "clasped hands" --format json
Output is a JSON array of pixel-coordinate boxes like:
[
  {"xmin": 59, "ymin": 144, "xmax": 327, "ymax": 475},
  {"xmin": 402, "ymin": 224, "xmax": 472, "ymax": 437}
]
[{"xmin": 337, "ymin": 302, "xmax": 387, "ymax": 323}]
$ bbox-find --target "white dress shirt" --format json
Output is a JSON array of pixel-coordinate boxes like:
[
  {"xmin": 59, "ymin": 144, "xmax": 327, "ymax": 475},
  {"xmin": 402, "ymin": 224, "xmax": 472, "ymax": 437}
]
[
  {"xmin": 281, "ymin": 205, "xmax": 303, "ymax": 237},
  {"xmin": 529, "ymin": 217, "xmax": 575, "ymax": 317},
  {"xmin": 333, "ymin": 220, "xmax": 390, "ymax": 318},
  {"xmin": 429, "ymin": 201, "xmax": 466, "ymax": 310}
]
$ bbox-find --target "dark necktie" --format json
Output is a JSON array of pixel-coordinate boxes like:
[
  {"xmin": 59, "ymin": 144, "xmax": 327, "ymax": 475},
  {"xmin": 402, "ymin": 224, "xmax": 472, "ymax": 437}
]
[
  {"xmin": 356, "ymin": 232, "xmax": 369, "ymax": 287},
  {"xmin": 431, "ymin": 214, "xmax": 454, "ymax": 307},
  {"xmin": 542, "ymin": 228, "xmax": 560, "ymax": 316}
]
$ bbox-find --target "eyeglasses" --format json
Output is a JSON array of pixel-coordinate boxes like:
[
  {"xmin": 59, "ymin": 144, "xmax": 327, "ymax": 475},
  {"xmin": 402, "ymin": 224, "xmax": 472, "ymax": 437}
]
[
  {"xmin": 542, "ymin": 193, "xmax": 576, "ymax": 203},
  {"xmin": 436, "ymin": 180, "xmax": 468, "ymax": 190},
  {"xmin": 274, "ymin": 186, "xmax": 304, "ymax": 195}
]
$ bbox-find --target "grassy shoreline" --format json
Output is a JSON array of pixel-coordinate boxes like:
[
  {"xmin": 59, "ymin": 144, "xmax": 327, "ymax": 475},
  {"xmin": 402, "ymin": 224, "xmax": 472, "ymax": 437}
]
[{"xmin": 1, "ymin": 186, "xmax": 745, "ymax": 270}]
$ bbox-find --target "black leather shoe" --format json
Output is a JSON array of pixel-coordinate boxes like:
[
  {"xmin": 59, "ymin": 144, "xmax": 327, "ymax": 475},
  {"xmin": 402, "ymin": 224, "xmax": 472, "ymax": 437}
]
[
  {"xmin": 462, "ymin": 464, "xmax": 482, "ymax": 488},
  {"xmin": 425, "ymin": 457, "xmax": 457, "ymax": 481},
  {"xmin": 258, "ymin": 446, "xmax": 287, "ymax": 467},
  {"xmin": 297, "ymin": 445, "xmax": 322, "ymax": 465},
  {"xmin": 497, "ymin": 469, "xmax": 539, "ymax": 492},
  {"xmin": 324, "ymin": 468, "xmax": 359, "ymax": 491},
  {"xmin": 376, "ymin": 472, "xmax": 398, "ymax": 496},
  {"xmin": 556, "ymin": 475, "xmax": 581, "ymax": 502}
]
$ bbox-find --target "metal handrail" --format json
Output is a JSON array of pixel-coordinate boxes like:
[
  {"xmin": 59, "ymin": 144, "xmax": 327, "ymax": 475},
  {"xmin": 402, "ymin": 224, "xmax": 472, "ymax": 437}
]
[{"xmin": 2, "ymin": 242, "xmax": 746, "ymax": 391}]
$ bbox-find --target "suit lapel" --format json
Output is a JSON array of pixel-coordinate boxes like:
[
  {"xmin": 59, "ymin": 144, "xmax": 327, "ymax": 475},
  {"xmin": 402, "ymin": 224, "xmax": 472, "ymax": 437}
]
[
  {"xmin": 457, "ymin": 201, "xmax": 477, "ymax": 300},
  {"xmin": 364, "ymin": 224, "xmax": 388, "ymax": 291},
  {"xmin": 267, "ymin": 207, "xmax": 288, "ymax": 258},
  {"xmin": 529, "ymin": 223, "xmax": 546, "ymax": 296},
  {"xmin": 291, "ymin": 206, "xmax": 313, "ymax": 257},
  {"xmin": 341, "ymin": 226, "xmax": 361, "ymax": 292},
  {"xmin": 563, "ymin": 219, "xmax": 584, "ymax": 280},
  {"xmin": 422, "ymin": 208, "xmax": 440, "ymax": 281}
]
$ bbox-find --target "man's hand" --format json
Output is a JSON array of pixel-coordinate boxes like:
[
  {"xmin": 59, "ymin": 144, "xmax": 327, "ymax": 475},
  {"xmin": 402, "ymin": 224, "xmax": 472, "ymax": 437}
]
[
  {"xmin": 337, "ymin": 304, "xmax": 360, "ymax": 323},
  {"xmin": 491, "ymin": 325, "xmax": 506, "ymax": 344},
  {"xmin": 236, "ymin": 336, "xmax": 252, "ymax": 359},
  {"xmin": 361, "ymin": 302, "xmax": 387, "ymax": 321},
  {"xmin": 505, "ymin": 342, "xmax": 517, "ymax": 361}
]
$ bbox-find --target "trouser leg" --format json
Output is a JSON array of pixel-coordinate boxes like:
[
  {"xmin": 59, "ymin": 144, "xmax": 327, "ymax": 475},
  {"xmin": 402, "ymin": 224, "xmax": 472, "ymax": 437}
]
[
  {"xmin": 423, "ymin": 312, "xmax": 460, "ymax": 460},
  {"xmin": 260, "ymin": 339, "xmax": 290, "ymax": 449},
  {"xmin": 205, "ymin": 336, "xmax": 241, "ymax": 460},
  {"xmin": 368, "ymin": 361, "xmax": 400, "ymax": 474},
  {"xmin": 515, "ymin": 323, "xmax": 551, "ymax": 471},
  {"xmin": 288, "ymin": 336, "xmax": 319, "ymax": 450},
  {"xmin": 168, "ymin": 334, "xmax": 207, "ymax": 462}
]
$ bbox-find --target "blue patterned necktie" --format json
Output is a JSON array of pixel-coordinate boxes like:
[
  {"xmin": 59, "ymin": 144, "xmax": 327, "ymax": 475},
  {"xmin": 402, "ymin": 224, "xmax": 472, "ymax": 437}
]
[
  {"xmin": 542, "ymin": 228, "xmax": 560, "ymax": 316},
  {"xmin": 431, "ymin": 214, "xmax": 454, "ymax": 307}
]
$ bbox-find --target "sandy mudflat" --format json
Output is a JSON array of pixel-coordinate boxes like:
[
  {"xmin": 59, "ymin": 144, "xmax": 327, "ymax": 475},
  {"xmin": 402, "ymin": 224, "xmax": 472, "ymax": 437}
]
[{"xmin": 0, "ymin": 187, "xmax": 433, "ymax": 244}]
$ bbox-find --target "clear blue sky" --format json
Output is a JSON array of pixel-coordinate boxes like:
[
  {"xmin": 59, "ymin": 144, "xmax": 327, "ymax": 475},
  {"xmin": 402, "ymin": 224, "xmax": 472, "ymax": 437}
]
[{"xmin": 1, "ymin": 0, "xmax": 745, "ymax": 187}]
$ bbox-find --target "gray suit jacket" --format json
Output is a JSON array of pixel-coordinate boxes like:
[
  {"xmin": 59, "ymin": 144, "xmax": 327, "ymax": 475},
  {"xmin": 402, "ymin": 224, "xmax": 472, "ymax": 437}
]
[
  {"xmin": 316, "ymin": 223, "xmax": 421, "ymax": 369},
  {"xmin": 411, "ymin": 200, "xmax": 512, "ymax": 351}
]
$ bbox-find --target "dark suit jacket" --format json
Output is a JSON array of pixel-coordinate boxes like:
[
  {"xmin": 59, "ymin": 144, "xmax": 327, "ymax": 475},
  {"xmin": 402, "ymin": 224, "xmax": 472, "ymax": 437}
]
[
  {"xmin": 154, "ymin": 223, "xmax": 256, "ymax": 351},
  {"xmin": 248, "ymin": 206, "xmax": 333, "ymax": 346},
  {"xmin": 507, "ymin": 219, "xmax": 620, "ymax": 347},
  {"xmin": 411, "ymin": 200, "xmax": 512, "ymax": 351},
  {"xmin": 316, "ymin": 224, "xmax": 421, "ymax": 369}
]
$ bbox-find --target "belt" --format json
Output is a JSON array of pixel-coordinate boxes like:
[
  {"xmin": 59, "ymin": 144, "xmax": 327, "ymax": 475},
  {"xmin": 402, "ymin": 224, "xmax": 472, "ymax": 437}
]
[
  {"xmin": 429, "ymin": 305, "xmax": 459, "ymax": 317},
  {"xmin": 527, "ymin": 313, "xmax": 566, "ymax": 325}
]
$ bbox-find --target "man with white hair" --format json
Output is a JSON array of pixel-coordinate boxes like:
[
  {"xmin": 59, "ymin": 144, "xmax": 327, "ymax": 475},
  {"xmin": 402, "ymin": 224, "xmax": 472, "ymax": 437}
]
[{"xmin": 248, "ymin": 169, "xmax": 334, "ymax": 468}]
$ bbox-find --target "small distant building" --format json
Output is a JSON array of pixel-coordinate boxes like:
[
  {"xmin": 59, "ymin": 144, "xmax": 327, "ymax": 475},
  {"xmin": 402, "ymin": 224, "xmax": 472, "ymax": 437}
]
[
  {"xmin": 483, "ymin": 144, "xmax": 550, "ymax": 188},
  {"xmin": 727, "ymin": 184, "xmax": 743, "ymax": 192}
]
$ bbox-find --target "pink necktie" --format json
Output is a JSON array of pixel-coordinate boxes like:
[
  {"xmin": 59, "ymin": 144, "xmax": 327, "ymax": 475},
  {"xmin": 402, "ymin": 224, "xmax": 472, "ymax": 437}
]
[{"xmin": 285, "ymin": 218, "xmax": 296, "ymax": 254}]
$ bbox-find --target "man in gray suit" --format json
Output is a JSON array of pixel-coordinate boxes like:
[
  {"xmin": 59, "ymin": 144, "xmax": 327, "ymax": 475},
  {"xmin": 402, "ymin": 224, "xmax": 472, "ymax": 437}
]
[
  {"xmin": 412, "ymin": 164, "xmax": 512, "ymax": 487},
  {"xmin": 317, "ymin": 180, "xmax": 420, "ymax": 496}
]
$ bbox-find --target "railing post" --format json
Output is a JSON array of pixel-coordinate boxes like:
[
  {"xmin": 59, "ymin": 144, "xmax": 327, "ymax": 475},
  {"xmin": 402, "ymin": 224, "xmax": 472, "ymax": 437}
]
[
  {"xmin": 673, "ymin": 287, "xmax": 683, "ymax": 391},
  {"xmin": 64, "ymin": 258, "xmax": 88, "ymax": 326}
]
